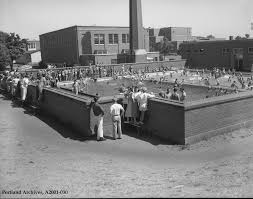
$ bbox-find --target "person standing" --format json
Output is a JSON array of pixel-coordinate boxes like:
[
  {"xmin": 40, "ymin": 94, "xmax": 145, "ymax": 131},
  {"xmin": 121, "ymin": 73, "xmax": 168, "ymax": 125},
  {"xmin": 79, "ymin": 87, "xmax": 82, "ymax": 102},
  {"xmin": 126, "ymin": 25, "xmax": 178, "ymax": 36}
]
[
  {"xmin": 72, "ymin": 79, "xmax": 79, "ymax": 95},
  {"xmin": 110, "ymin": 97, "xmax": 125, "ymax": 140},
  {"xmin": 92, "ymin": 96, "xmax": 106, "ymax": 141},
  {"xmin": 131, "ymin": 86, "xmax": 140, "ymax": 124},
  {"xmin": 11, "ymin": 74, "xmax": 19, "ymax": 99},
  {"xmin": 136, "ymin": 87, "xmax": 155, "ymax": 124},
  {"xmin": 170, "ymin": 87, "xmax": 180, "ymax": 101},
  {"xmin": 20, "ymin": 74, "xmax": 29, "ymax": 107},
  {"xmin": 38, "ymin": 74, "xmax": 47, "ymax": 102},
  {"xmin": 165, "ymin": 87, "xmax": 172, "ymax": 99},
  {"xmin": 180, "ymin": 87, "xmax": 186, "ymax": 102}
]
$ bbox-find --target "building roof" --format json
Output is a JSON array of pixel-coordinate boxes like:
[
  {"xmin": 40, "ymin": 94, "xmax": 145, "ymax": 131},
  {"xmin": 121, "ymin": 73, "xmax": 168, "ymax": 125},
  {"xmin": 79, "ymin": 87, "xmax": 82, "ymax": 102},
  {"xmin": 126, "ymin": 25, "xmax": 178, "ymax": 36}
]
[
  {"xmin": 181, "ymin": 39, "xmax": 253, "ymax": 45},
  {"xmin": 25, "ymin": 50, "xmax": 40, "ymax": 54},
  {"xmin": 39, "ymin": 25, "xmax": 130, "ymax": 36},
  {"xmin": 27, "ymin": 40, "xmax": 40, "ymax": 42}
]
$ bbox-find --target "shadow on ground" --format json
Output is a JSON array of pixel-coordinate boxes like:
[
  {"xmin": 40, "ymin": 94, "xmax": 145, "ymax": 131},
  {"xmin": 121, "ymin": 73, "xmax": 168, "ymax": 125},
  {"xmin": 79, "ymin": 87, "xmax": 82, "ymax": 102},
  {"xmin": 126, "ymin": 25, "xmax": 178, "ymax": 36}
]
[
  {"xmin": 1, "ymin": 92, "xmax": 173, "ymax": 146},
  {"xmin": 122, "ymin": 124, "xmax": 173, "ymax": 146}
]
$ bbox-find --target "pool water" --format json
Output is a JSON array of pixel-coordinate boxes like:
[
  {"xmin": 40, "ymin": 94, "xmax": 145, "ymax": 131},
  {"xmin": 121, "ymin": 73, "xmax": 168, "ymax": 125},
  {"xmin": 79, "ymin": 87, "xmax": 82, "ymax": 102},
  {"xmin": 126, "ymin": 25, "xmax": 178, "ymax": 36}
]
[{"xmin": 62, "ymin": 77, "xmax": 236, "ymax": 102}]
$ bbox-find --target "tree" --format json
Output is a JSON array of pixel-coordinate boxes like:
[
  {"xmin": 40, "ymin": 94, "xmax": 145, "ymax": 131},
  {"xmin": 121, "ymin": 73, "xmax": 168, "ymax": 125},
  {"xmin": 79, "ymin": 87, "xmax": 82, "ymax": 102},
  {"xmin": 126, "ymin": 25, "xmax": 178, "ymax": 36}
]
[
  {"xmin": 0, "ymin": 31, "xmax": 27, "ymax": 71},
  {"xmin": 157, "ymin": 37, "xmax": 175, "ymax": 60},
  {"xmin": 38, "ymin": 61, "xmax": 48, "ymax": 69},
  {"xmin": 0, "ymin": 44, "xmax": 11, "ymax": 71},
  {"xmin": 235, "ymin": 36, "xmax": 242, "ymax": 40},
  {"xmin": 245, "ymin": 34, "xmax": 250, "ymax": 39},
  {"xmin": 0, "ymin": 31, "xmax": 9, "ymax": 44},
  {"xmin": 206, "ymin": 34, "xmax": 215, "ymax": 39},
  {"xmin": 5, "ymin": 33, "xmax": 27, "ymax": 70}
]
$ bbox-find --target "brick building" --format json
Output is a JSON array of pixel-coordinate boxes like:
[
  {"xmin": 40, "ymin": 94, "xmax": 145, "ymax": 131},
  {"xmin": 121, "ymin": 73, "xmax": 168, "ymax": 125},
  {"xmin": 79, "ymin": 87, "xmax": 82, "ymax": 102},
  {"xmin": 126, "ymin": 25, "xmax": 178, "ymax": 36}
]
[
  {"xmin": 39, "ymin": 25, "xmax": 151, "ymax": 66},
  {"xmin": 148, "ymin": 27, "xmax": 192, "ymax": 52},
  {"xmin": 179, "ymin": 39, "xmax": 253, "ymax": 71}
]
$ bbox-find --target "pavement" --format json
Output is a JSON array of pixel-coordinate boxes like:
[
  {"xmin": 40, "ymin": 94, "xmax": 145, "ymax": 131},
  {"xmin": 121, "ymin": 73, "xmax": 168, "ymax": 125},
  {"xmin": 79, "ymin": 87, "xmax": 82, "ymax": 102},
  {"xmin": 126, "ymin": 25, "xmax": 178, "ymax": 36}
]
[{"xmin": 1, "ymin": 93, "xmax": 253, "ymax": 198}]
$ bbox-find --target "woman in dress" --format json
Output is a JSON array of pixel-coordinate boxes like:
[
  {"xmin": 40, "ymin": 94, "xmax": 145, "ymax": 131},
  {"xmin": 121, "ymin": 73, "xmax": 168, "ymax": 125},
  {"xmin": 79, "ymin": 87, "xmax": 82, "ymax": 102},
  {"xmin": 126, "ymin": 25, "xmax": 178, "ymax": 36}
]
[{"xmin": 125, "ymin": 87, "xmax": 133, "ymax": 123}]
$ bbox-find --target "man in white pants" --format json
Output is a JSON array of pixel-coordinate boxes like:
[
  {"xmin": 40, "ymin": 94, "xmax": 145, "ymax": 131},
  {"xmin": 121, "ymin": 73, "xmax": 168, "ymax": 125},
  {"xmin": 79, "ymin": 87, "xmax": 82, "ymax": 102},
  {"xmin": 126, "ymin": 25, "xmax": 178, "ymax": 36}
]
[
  {"xmin": 110, "ymin": 97, "xmax": 125, "ymax": 140},
  {"xmin": 91, "ymin": 96, "xmax": 106, "ymax": 141}
]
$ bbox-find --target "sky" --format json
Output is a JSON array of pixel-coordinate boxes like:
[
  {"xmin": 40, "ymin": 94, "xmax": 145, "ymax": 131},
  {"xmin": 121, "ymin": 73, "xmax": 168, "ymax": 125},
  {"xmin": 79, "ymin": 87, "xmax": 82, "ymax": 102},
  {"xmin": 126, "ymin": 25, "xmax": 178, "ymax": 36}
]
[{"xmin": 0, "ymin": 0, "xmax": 252, "ymax": 40}]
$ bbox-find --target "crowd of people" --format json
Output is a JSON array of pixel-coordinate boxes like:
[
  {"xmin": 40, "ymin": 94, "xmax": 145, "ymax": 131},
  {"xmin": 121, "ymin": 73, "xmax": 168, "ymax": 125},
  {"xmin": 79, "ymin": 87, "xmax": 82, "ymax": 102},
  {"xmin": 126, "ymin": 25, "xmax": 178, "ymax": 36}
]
[{"xmin": 2, "ymin": 64, "xmax": 253, "ymax": 142}]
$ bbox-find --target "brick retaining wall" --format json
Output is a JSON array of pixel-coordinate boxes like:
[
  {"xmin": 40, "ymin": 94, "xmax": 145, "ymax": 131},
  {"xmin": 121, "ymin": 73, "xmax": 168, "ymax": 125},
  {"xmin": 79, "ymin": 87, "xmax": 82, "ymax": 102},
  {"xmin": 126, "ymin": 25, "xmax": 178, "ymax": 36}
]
[{"xmin": 24, "ymin": 84, "xmax": 253, "ymax": 145}]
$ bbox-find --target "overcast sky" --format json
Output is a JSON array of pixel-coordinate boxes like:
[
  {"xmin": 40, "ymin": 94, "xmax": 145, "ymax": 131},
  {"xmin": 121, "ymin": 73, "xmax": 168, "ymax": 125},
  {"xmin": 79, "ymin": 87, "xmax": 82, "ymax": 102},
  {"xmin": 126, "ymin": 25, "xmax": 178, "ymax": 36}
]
[{"xmin": 0, "ymin": 0, "xmax": 252, "ymax": 40}]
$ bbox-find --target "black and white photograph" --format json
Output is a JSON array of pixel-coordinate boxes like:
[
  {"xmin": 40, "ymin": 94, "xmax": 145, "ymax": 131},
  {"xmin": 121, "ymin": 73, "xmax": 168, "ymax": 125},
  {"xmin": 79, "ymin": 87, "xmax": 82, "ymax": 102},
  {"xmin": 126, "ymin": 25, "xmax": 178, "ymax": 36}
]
[{"xmin": 0, "ymin": 0, "xmax": 253, "ymax": 198}]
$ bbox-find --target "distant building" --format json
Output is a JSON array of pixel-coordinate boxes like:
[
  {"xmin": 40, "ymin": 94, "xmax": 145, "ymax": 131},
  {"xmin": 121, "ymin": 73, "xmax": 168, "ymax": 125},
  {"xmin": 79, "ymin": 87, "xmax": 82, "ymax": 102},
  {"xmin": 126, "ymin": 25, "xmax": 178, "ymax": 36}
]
[
  {"xmin": 179, "ymin": 39, "xmax": 253, "ymax": 71},
  {"xmin": 159, "ymin": 27, "xmax": 192, "ymax": 42},
  {"xmin": 16, "ymin": 40, "xmax": 41, "ymax": 66},
  {"xmin": 16, "ymin": 50, "xmax": 41, "ymax": 66},
  {"xmin": 27, "ymin": 40, "xmax": 40, "ymax": 51},
  {"xmin": 148, "ymin": 27, "xmax": 192, "ymax": 52},
  {"xmin": 39, "ymin": 25, "xmax": 154, "ymax": 66},
  {"xmin": 191, "ymin": 36, "xmax": 226, "ymax": 41}
]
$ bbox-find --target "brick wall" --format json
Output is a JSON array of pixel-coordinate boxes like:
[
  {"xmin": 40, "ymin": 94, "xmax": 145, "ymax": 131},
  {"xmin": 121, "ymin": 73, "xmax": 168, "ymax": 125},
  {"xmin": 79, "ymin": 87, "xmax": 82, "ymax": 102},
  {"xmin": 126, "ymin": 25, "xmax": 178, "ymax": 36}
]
[
  {"xmin": 184, "ymin": 91, "xmax": 253, "ymax": 143},
  {"xmin": 26, "ymin": 84, "xmax": 253, "ymax": 145},
  {"xmin": 145, "ymin": 98, "xmax": 185, "ymax": 144},
  {"xmin": 180, "ymin": 40, "xmax": 253, "ymax": 71},
  {"xmin": 27, "ymin": 85, "xmax": 121, "ymax": 137},
  {"xmin": 40, "ymin": 26, "xmax": 79, "ymax": 64}
]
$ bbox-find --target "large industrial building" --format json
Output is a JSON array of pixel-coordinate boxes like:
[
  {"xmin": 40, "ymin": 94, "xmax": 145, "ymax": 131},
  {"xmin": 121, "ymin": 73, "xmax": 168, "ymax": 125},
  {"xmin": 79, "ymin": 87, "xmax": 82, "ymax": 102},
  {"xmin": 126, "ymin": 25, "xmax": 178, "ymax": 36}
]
[
  {"xmin": 179, "ymin": 39, "xmax": 253, "ymax": 71},
  {"xmin": 39, "ymin": 25, "xmax": 153, "ymax": 66}
]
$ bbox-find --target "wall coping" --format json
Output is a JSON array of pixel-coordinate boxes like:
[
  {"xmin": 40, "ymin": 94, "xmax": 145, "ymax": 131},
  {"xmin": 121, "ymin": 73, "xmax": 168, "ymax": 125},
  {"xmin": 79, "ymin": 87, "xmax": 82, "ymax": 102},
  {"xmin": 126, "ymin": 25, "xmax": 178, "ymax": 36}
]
[
  {"xmin": 43, "ymin": 87, "xmax": 93, "ymax": 105},
  {"xmin": 149, "ymin": 97, "xmax": 185, "ymax": 108},
  {"xmin": 184, "ymin": 90, "xmax": 253, "ymax": 111}
]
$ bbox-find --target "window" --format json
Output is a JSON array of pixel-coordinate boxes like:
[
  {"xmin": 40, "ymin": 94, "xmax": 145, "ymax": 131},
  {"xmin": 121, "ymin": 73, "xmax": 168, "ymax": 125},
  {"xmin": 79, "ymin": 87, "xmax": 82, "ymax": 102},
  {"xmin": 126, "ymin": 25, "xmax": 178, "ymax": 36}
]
[
  {"xmin": 109, "ymin": 34, "xmax": 118, "ymax": 44},
  {"xmin": 111, "ymin": 59, "xmax": 118, "ymax": 64},
  {"xmin": 114, "ymin": 34, "xmax": 118, "ymax": 44},
  {"xmin": 122, "ymin": 34, "xmax": 129, "ymax": 43},
  {"xmin": 233, "ymin": 48, "xmax": 243, "ymax": 54},
  {"xmin": 28, "ymin": 42, "xmax": 36, "ymax": 49},
  {"xmin": 222, "ymin": 48, "xmax": 230, "ymax": 54},
  {"xmin": 94, "ymin": 34, "xmax": 105, "ymax": 45},
  {"xmin": 94, "ymin": 50, "xmax": 107, "ymax": 54},
  {"xmin": 199, "ymin": 48, "xmax": 205, "ymax": 53},
  {"xmin": 121, "ymin": 49, "xmax": 130, "ymax": 54},
  {"xmin": 248, "ymin": 47, "xmax": 253, "ymax": 54}
]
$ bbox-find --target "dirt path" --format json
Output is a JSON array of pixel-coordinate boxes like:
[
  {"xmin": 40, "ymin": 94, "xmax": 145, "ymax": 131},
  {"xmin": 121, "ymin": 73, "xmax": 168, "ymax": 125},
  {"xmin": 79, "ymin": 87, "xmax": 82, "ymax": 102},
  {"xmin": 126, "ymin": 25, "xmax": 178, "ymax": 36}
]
[{"xmin": 0, "ymin": 94, "xmax": 253, "ymax": 198}]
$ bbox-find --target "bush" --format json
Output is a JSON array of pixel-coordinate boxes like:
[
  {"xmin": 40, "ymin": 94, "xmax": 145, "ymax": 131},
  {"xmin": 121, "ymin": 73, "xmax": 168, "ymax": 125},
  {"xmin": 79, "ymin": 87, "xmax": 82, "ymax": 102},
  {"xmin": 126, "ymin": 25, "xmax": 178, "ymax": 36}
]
[{"xmin": 38, "ymin": 61, "xmax": 48, "ymax": 69}]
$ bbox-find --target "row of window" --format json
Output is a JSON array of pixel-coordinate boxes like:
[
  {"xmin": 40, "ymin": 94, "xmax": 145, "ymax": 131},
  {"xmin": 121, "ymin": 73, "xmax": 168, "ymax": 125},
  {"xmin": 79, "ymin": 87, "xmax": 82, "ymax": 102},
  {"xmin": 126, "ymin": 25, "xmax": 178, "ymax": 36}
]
[
  {"xmin": 28, "ymin": 43, "xmax": 36, "ymax": 49},
  {"xmin": 94, "ymin": 49, "xmax": 130, "ymax": 55},
  {"xmin": 186, "ymin": 47, "xmax": 253, "ymax": 54},
  {"xmin": 94, "ymin": 34, "xmax": 129, "ymax": 45}
]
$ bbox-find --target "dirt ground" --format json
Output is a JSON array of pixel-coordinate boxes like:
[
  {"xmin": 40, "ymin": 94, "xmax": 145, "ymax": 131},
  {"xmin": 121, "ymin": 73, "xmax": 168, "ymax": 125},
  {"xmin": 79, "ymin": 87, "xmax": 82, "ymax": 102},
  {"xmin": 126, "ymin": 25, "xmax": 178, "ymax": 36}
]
[{"xmin": 0, "ymin": 93, "xmax": 253, "ymax": 198}]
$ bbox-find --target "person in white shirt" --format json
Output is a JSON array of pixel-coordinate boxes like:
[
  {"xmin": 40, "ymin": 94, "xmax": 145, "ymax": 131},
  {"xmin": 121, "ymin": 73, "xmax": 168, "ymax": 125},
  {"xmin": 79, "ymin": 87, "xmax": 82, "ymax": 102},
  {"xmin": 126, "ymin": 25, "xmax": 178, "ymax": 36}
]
[
  {"xmin": 110, "ymin": 97, "xmax": 125, "ymax": 140},
  {"xmin": 136, "ymin": 87, "xmax": 155, "ymax": 124},
  {"xmin": 11, "ymin": 74, "xmax": 19, "ymax": 98},
  {"xmin": 20, "ymin": 74, "xmax": 29, "ymax": 106},
  {"xmin": 72, "ymin": 79, "xmax": 79, "ymax": 95}
]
